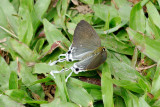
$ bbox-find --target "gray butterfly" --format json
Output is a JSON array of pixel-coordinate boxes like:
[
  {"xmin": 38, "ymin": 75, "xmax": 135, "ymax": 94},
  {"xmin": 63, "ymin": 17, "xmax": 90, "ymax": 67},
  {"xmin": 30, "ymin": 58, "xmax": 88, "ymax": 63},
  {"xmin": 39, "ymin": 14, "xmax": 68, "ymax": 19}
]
[{"xmin": 49, "ymin": 20, "xmax": 107, "ymax": 81}]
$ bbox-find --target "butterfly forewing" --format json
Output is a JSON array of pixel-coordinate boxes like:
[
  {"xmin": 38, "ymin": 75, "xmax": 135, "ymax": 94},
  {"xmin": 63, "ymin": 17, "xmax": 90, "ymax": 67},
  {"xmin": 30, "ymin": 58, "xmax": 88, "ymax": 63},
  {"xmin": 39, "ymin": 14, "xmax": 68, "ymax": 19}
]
[{"xmin": 70, "ymin": 20, "xmax": 101, "ymax": 60}]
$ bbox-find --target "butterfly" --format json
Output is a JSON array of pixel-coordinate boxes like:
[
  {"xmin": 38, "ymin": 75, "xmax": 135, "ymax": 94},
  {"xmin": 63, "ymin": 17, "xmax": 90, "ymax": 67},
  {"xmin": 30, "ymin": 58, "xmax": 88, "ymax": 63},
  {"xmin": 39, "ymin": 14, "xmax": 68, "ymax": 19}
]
[{"xmin": 49, "ymin": 20, "xmax": 107, "ymax": 81}]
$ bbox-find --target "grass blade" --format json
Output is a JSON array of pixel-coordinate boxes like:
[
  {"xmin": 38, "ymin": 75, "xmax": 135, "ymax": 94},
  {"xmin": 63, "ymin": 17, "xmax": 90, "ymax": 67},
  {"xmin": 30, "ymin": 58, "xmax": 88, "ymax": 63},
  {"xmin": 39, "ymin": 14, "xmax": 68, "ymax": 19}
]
[
  {"xmin": 101, "ymin": 62, "xmax": 114, "ymax": 107},
  {"xmin": 126, "ymin": 27, "xmax": 160, "ymax": 62},
  {"xmin": 130, "ymin": 2, "xmax": 145, "ymax": 33}
]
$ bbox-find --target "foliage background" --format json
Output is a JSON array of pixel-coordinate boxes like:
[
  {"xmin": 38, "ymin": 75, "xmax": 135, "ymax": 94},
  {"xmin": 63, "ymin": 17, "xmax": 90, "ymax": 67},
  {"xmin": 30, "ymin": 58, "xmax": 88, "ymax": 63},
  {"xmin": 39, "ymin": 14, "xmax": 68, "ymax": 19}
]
[{"xmin": 0, "ymin": 0, "xmax": 160, "ymax": 107}]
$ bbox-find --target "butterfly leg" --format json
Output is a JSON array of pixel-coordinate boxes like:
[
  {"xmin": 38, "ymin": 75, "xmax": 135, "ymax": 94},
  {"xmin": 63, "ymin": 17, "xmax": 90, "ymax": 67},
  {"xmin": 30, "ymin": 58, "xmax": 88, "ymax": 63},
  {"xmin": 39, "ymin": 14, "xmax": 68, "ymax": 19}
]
[
  {"xmin": 49, "ymin": 45, "xmax": 76, "ymax": 66},
  {"xmin": 50, "ymin": 68, "xmax": 69, "ymax": 78},
  {"xmin": 65, "ymin": 63, "xmax": 86, "ymax": 82},
  {"xmin": 58, "ymin": 54, "xmax": 66, "ymax": 58},
  {"xmin": 65, "ymin": 70, "xmax": 73, "ymax": 82}
]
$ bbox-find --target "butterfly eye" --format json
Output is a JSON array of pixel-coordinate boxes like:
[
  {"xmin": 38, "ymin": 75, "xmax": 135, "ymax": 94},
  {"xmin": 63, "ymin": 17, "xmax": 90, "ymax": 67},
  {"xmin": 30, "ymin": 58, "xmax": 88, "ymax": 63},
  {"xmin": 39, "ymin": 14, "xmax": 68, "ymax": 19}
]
[
  {"xmin": 69, "ymin": 59, "xmax": 72, "ymax": 62},
  {"xmin": 102, "ymin": 48, "xmax": 105, "ymax": 51}
]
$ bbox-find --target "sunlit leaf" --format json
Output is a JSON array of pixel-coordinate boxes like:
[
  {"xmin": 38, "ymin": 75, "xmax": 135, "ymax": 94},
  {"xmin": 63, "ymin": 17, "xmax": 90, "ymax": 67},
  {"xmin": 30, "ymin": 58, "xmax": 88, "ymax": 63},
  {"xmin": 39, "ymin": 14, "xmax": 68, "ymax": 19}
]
[
  {"xmin": 146, "ymin": 2, "xmax": 160, "ymax": 29},
  {"xmin": 41, "ymin": 98, "xmax": 78, "ymax": 107},
  {"xmin": 101, "ymin": 62, "xmax": 114, "ymax": 107},
  {"xmin": 9, "ymin": 38, "xmax": 39, "ymax": 62},
  {"xmin": 9, "ymin": 71, "xmax": 18, "ymax": 89},
  {"xmin": 0, "ymin": 95, "xmax": 23, "ymax": 107},
  {"xmin": 20, "ymin": 64, "xmax": 45, "ymax": 99},
  {"xmin": 127, "ymin": 28, "xmax": 160, "ymax": 62},
  {"xmin": 43, "ymin": 19, "xmax": 70, "ymax": 48},
  {"xmin": 130, "ymin": 3, "xmax": 145, "ymax": 33},
  {"xmin": 0, "ymin": 56, "xmax": 10, "ymax": 91},
  {"xmin": 67, "ymin": 79, "xmax": 94, "ymax": 107}
]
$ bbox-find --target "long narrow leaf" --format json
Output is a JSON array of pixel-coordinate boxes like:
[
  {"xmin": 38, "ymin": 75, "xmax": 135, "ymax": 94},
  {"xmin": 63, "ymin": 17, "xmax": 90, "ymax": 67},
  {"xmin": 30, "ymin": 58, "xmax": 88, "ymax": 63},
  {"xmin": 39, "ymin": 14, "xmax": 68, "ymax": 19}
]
[
  {"xmin": 130, "ymin": 2, "xmax": 145, "ymax": 33},
  {"xmin": 126, "ymin": 27, "xmax": 160, "ymax": 62},
  {"xmin": 101, "ymin": 62, "xmax": 114, "ymax": 107}
]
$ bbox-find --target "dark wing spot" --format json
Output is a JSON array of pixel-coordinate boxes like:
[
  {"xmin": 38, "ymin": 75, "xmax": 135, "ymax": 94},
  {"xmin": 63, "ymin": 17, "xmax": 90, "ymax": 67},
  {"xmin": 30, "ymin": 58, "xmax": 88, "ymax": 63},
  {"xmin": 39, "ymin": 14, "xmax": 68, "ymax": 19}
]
[
  {"xmin": 69, "ymin": 59, "xmax": 72, "ymax": 62},
  {"xmin": 75, "ymin": 68, "xmax": 79, "ymax": 71},
  {"xmin": 68, "ymin": 51, "xmax": 71, "ymax": 54}
]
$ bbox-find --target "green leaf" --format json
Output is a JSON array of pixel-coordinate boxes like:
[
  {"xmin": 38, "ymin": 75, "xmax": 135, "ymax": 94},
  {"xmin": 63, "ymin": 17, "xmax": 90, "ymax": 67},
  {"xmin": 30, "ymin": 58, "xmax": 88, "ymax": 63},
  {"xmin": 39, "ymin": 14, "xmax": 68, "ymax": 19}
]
[
  {"xmin": 18, "ymin": 17, "xmax": 33, "ymax": 45},
  {"xmin": 131, "ymin": 47, "xmax": 138, "ymax": 67},
  {"xmin": 43, "ymin": 19, "xmax": 70, "ymax": 48},
  {"xmin": 138, "ymin": 78, "xmax": 150, "ymax": 92},
  {"xmin": 10, "ymin": 0, "xmax": 20, "ymax": 12},
  {"xmin": 69, "ymin": 78, "xmax": 101, "ymax": 90},
  {"xmin": 20, "ymin": 64, "xmax": 45, "ymax": 99},
  {"xmin": 110, "ymin": 16, "xmax": 121, "ymax": 28},
  {"xmin": 108, "ymin": 58, "xmax": 142, "ymax": 81},
  {"xmin": 0, "ymin": 8, "xmax": 11, "ymax": 39},
  {"xmin": 32, "ymin": 0, "xmax": 51, "ymax": 33},
  {"xmin": 41, "ymin": 98, "xmax": 79, "ymax": 107},
  {"xmin": 5, "ymin": 89, "xmax": 33, "ymax": 104},
  {"xmin": 80, "ymin": 0, "xmax": 94, "ymax": 5},
  {"xmin": 9, "ymin": 71, "xmax": 18, "ymax": 89},
  {"xmin": 129, "ymin": 3, "xmax": 145, "ymax": 33},
  {"xmin": 139, "ymin": 97, "xmax": 150, "ymax": 107},
  {"xmin": 87, "ymin": 89, "xmax": 102, "ymax": 101},
  {"xmin": 98, "ymin": 21, "xmax": 128, "ymax": 34},
  {"xmin": 9, "ymin": 38, "xmax": 39, "ymax": 62},
  {"xmin": 18, "ymin": 0, "xmax": 33, "ymax": 45},
  {"xmin": 146, "ymin": 18, "xmax": 160, "ymax": 39},
  {"xmin": 9, "ymin": 61, "xmax": 18, "ymax": 74},
  {"xmin": 39, "ymin": 43, "xmax": 63, "ymax": 61},
  {"xmin": 113, "ymin": 0, "xmax": 132, "ymax": 8},
  {"xmin": 30, "ymin": 77, "xmax": 52, "ymax": 86},
  {"xmin": 34, "ymin": 0, "xmax": 51, "ymax": 20},
  {"xmin": 49, "ymin": 74, "xmax": 69, "ymax": 102},
  {"xmin": 114, "ymin": 0, "xmax": 132, "ymax": 22},
  {"xmin": 92, "ymin": 4, "xmax": 118, "ymax": 22},
  {"xmin": 151, "ymin": 62, "xmax": 160, "ymax": 95},
  {"xmin": 113, "ymin": 52, "xmax": 131, "ymax": 65},
  {"xmin": 118, "ymin": 88, "xmax": 132, "ymax": 107},
  {"xmin": 0, "ymin": 56, "xmax": 10, "ymax": 91},
  {"xmin": 112, "ymin": 79, "xmax": 144, "ymax": 93},
  {"xmin": 158, "ymin": 0, "xmax": 160, "ymax": 6},
  {"xmin": 0, "ymin": 0, "xmax": 18, "ymax": 34},
  {"xmin": 130, "ymin": 3, "xmax": 146, "ymax": 33},
  {"xmin": 66, "ymin": 22, "xmax": 76, "ymax": 35},
  {"xmin": 33, "ymin": 63, "xmax": 62, "ymax": 74},
  {"xmin": 118, "ymin": 4, "xmax": 132, "ymax": 22},
  {"xmin": 0, "ymin": 95, "xmax": 23, "ymax": 107},
  {"xmin": 72, "ymin": 14, "xmax": 93, "ymax": 25},
  {"xmin": 114, "ymin": 96, "xmax": 126, "ymax": 107},
  {"xmin": 101, "ymin": 62, "xmax": 114, "ymax": 107},
  {"xmin": 53, "ymin": 0, "xmax": 69, "ymax": 39},
  {"xmin": 146, "ymin": 2, "xmax": 160, "ymax": 29},
  {"xmin": 126, "ymin": 28, "xmax": 160, "ymax": 62},
  {"xmin": 129, "ymin": 92, "xmax": 139, "ymax": 107},
  {"xmin": 33, "ymin": 38, "xmax": 45, "ymax": 53},
  {"xmin": 67, "ymin": 79, "xmax": 94, "ymax": 107},
  {"xmin": 152, "ymin": 99, "xmax": 160, "ymax": 107},
  {"xmin": 101, "ymin": 35, "xmax": 134, "ymax": 55}
]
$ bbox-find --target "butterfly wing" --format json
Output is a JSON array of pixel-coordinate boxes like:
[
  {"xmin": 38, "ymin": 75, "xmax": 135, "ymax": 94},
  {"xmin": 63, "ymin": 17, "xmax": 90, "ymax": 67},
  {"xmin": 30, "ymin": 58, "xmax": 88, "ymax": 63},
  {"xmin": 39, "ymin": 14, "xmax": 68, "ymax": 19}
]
[
  {"xmin": 69, "ymin": 20, "xmax": 101, "ymax": 60},
  {"xmin": 74, "ymin": 48, "xmax": 107, "ymax": 71}
]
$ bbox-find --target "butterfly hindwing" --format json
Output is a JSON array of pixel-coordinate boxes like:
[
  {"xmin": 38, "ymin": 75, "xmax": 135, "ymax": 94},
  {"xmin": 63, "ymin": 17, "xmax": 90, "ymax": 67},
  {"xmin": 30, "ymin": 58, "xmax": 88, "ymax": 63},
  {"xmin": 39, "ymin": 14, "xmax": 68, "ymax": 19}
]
[{"xmin": 74, "ymin": 47, "xmax": 107, "ymax": 71}]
